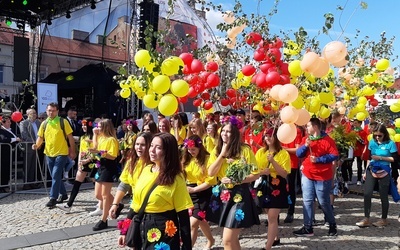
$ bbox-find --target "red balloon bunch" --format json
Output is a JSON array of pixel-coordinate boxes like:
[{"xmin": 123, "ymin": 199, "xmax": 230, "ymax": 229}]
[{"xmin": 179, "ymin": 52, "xmax": 221, "ymax": 109}]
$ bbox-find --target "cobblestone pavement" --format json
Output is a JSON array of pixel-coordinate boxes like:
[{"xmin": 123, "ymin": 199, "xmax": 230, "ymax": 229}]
[{"xmin": 1, "ymin": 184, "xmax": 400, "ymax": 250}]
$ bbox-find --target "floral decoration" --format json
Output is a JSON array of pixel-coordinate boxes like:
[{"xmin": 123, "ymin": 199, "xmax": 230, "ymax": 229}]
[
  {"xmin": 212, "ymin": 185, "xmax": 221, "ymax": 197},
  {"xmin": 165, "ymin": 220, "xmax": 177, "ymax": 237},
  {"xmin": 222, "ymin": 115, "xmax": 244, "ymax": 130},
  {"xmin": 233, "ymin": 194, "xmax": 243, "ymax": 203},
  {"xmin": 220, "ymin": 190, "xmax": 231, "ymax": 202},
  {"xmin": 235, "ymin": 209, "xmax": 245, "ymax": 221},
  {"xmin": 147, "ymin": 228, "xmax": 162, "ymax": 242},
  {"xmin": 197, "ymin": 210, "xmax": 206, "ymax": 220},
  {"xmin": 225, "ymin": 157, "xmax": 256, "ymax": 186},
  {"xmin": 271, "ymin": 178, "xmax": 280, "ymax": 186},
  {"xmin": 271, "ymin": 189, "xmax": 281, "ymax": 197},
  {"xmin": 154, "ymin": 242, "xmax": 170, "ymax": 250},
  {"xmin": 288, "ymin": 195, "xmax": 292, "ymax": 205},
  {"xmin": 257, "ymin": 191, "xmax": 263, "ymax": 197},
  {"xmin": 209, "ymin": 200, "xmax": 220, "ymax": 212},
  {"xmin": 117, "ymin": 218, "xmax": 131, "ymax": 235},
  {"xmin": 250, "ymin": 189, "xmax": 257, "ymax": 199}
]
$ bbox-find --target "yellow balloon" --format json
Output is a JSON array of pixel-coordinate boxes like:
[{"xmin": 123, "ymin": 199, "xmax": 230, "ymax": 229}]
[
  {"xmin": 291, "ymin": 95, "xmax": 304, "ymax": 109},
  {"xmin": 358, "ymin": 96, "xmax": 367, "ymax": 105},
  {"xmin": 288, "ymin": 60, "xmax": 302, "ymax": 77},
  {"xmin": 161, "ymin": 58, "xmax": 180, "ymax": 76},
  {"xmin": 394, "ymin": 134, "xmax": 400, "ymax": 142},
  {"xmin": 143, "ymin": 93, "xmax": 160, "ymax": 109},
  {"xmin": 158, "ymin": 94, "xmax": 178, "ymax": 116},
  {"xmin": 231, "ymin": 79, "xmax": 241, "ymax": 90},
  {"xmin": 375, "ymin": 59, "xmax": 390, "ymax": 71},
  {"xmin": 356, "ymin": 112, "xmax": 367, "ymax": 121},
  {"xmin": 152, "ymin": 75, "xmax": 171, "ymax": 94},
  {"xmin": 242, "ymin": 76, "xmax": 251, "ymax": 87},
  {"xmin": 387, "ymin": 128, "xmax": 396, "ymax": 136},
  {"xmin": 367, "ymin": 134, "xmax": 373, "ymax": 141},
  {"xmin": 170, "ymin": 80, "xmax": 189, "ymax": 97},
  {"xmin": 363, "ymin": 72, "xmax": 378, "ymax": 83},
  {"xmin": 390, "ymin": 103, "xmax": 400, "ymax": 113},
  {"xmin": 134, "ymin": 49, "xmax": 151, "ymax": 68},
  {"xmin": 319, "ymin": 92, "xmax": 335, "ymax": 105},
  {"xmin": 119, "ymin": 80, "xmax": 129, "ymax": 89},
  {"xmin": 394, "ymin": 118, "xmax": 400, "ymax": 128},
  {"xmin": 319, "ymin": 106, "xmax": 331, "ymax": 119},
  {"xmin": 120, "ymin": 88, "xmax": 131, "ymax": 99},
  {"xmin": 135, "ymin": 90, "xmax": 145, "ymax": 100}
]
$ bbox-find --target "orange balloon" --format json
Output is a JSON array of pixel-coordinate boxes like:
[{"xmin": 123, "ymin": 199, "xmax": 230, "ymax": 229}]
[
  {"xmin": 280, "ymin": 106, "xmax": 299, "ymax": 124},
  {"xmin": 277, "ymin": 123, "xmax": 297, "ymax": 144},
  {"xmin": 279, "ymin": 84, "xmax": 299, "ymax": 103},
  {"xmin": 322, "ymin": 41, "xmax": 347, "ymax": 64},
  {"xmin": 300, "ymin": 52, "xmax": 320, "ymax": 73},
  {"xmin": 312, "ymin": 57, "xmax": 330, "ymax": 77},
  {"xmin": 295, "ymin": 109, "xmax": 311, "ymax": 126},
  {"xmin": 331, "ymin": 57, "xmax": 348, "ymax": 67},
  {"xmin": 269, "ymin": 84, "xmax": 282, "ymax": 101}
]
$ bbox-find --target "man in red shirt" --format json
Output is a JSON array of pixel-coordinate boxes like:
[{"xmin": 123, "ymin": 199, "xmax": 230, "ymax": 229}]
[{"xmin": 293, "ymin": 118, "xmax": 339, "ymax": 237}]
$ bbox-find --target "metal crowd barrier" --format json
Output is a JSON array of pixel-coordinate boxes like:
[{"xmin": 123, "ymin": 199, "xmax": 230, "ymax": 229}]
[{"xmin": 0, "ymin": 142, "xmax": 78, "ymax": 194}]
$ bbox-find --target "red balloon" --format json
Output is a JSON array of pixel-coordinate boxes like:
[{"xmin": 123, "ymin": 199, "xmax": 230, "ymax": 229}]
[
  {"xmin": 260, "ymin": 63, "xmax": 275, "ymax": 74},
  {"xmin": 187, "ymin": 86, "xmax": 198, "ymax": 98},
  {"xmin": 265, "ymin": 71, "xmax": 281, "ymax": 86},
  {"xmin": 179, "ymin": 53, "xmax": 194, "ymax": 65},
  {"xmin": 206, "ymin": 73, "xmax": 220, "ymax": 87},
  {"xmin": 369, "ymin": 99, "xmax": 379, "ymax": 107},
  {"xmin": 205, "ymin": 61, "xmax": 219, "ymax": 72},
  {"xmin": 183, "ymin": 64, "xmax": 192, "ymax": 75},
  {"xmin": 279, "ymin": 62, "xmax": 289, "ymax": 75},
  {"xmin": 279, "ymin": 74, "xmax": 291, "ymax": 84},
  {"xmin": 253, "ymin": 49, "xmax": 266, "ymax": 61},
  {"xmin": 220, "ymin": 98, "xmax": 230, "ymax": 106},
  {"xmin": 271, "ymin": 37, "xmax": 283, "ymax": 48},
  {"xmin": 199, "ymin": 71, "xmax": 211, "ymax": 83},
  {"xmin": 193, "ymin": 98, "xmax": 203, "ymax": 107},
  {"xmin": 11, "ymin": 111, "xmax": 23, "ymax": 122},
  {"xmin": 226, "ymin": 88, "xmax": 237, "ymax": 98},
  {"xmin": 256, "ymin": 72, "xmax": 268, "ymax": 88},
  {"xmin": 203, "ymin": 101, "xmax": 213, "ymax": 110},
  {"xmin": 246, "ymin": 32, "xmax": 263, "ymax": 46},
  {"xmin": 195, "ymin": 83, "xmax": 205, "ymax": 94},
  {"xmin": 267, "ymin": 48, "xmax": 282, "ymax": 62},
  {"xmin": 178, "ymin": 96, "xmax": 188, "ymax": 103},
  {"xmin": 201, "ymin": 92, "xmax": 211, "ymax": 100},
  {"xmin": 191, "ymin": 59, "xmax": 204, "ymax": 73},
  {"xmin": 242, "ymin": 65, "xmax": 256, "ymax": 76}
]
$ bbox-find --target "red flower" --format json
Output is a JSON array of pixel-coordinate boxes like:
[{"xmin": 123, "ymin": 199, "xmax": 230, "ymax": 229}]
[
  {"xmin": 271, "ymin": 178, "xmax": 280, "ymax": 186},
  {"xmin": 250, "ymin": 189, "xmax": 257, "ymax": 199},
  {"xmin": 197, "ymin": 210, "xmax": 206, "ymax": 220},
  {"xmin": 220, "ymin": 190, "xmax": 231, "ymax": 202},
  {"xmin": 271, "ymin": 189, "xmax": 280, "ymax": 197}
]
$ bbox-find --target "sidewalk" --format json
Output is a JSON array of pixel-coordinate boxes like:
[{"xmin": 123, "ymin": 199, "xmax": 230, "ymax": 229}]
[{"xmin": 1, "ymin": 182, "xmax": 399, "ymax": 249}]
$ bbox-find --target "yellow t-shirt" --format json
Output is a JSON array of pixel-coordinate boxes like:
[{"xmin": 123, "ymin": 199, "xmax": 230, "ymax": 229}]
[
  {"xmin": 255, "ymin": 148, "xmax": 291, "ymax": 178},
  {"xmin": 184, "ymin": 156, "xmax": 217, "ymax": 186},
  {"xmin": 133, "ymin": 165, "xmax": 193, "ymax": 213},
  {"xmin": 208, "ymin": 145, "xmax": 258, "ymax": 180},
  {"xmin": 79, "ymin": 135, "xmax": 93, "ymax": 153},
  {"xmin": 119, "ymin": 158, "xmax": 145, "ymax": 188},
  {"xmin": 122, "ymin": 132, "xmax": 136, "ymax": 150},
  {"xmin": 38, "ymin": 117, "xmax": 72, "ymax": 157},
  {"xmin": 203, "ymin": 135, "xmax": 217, "ymax": 154},
  {"xmin": 97, "ymin": 135, "xmax": 119, "ymax": 158},
  {"xmin": 170, "ymin": 127, "xmax": 186, "ymax": 145}
]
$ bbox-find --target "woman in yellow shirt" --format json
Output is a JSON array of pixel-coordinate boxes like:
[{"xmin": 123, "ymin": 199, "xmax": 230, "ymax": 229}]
[
  {"xmin": 118, "ymin": 133, "xmax": 193, "ymax": 249},
  {"xmin": 109, "ymin": 132, "xmax": 153, "ymax": 219},
  {"xmin": 255, "ymin": 129, "xmax": 291, "ymax": 250},
  {"xmin": 119, "ymin": 119, "xmax": 139, "ymax": 165},
  {"xmin": 207, "ymin": 116, "xmax": 260, "ymax": 250},
  {"xmin": 170, "ymin": 114, "xmax": 186, "ymax": 145},
  {"xmin": 182, "ymin": 135, "xmax": 217, "ymax": 249},
  {"xmin": 90, "ymin": 119, "xmax": 119, "ymax": 231},
  {"xmin": 204, "ymin": 123, "xmax": 218, "ymax": 153}
]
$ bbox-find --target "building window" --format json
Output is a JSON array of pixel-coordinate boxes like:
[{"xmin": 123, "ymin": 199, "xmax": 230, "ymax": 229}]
[{"xmin": 0, "ymin": 65, "xmax": 4, "ymax": 84}]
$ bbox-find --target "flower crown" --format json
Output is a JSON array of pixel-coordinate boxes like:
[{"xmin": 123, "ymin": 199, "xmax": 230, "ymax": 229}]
[
  {"xmin": 223, "ymin": 115, "xmax": 244, "ymax": 130},
  {"xmin": 81, "ymin": 119, "xmax": 93, "ymax": 127},
  {"xmin": 125, "ymin": 119, "xmax": 138, "ymax": 126},
  {"xmin": 183, "ymin": 138, "xmax": 202, "ymax": 148}
]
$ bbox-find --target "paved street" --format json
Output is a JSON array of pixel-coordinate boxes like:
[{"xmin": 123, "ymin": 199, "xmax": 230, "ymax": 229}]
[{"xmin": 1, "ymin": 183, "xmax": 399, "ymax": 250}]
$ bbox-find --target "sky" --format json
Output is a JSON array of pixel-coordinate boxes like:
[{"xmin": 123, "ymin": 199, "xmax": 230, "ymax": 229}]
[{"xmin": 204, "ymin": 0, "xmax": 400, "ymax": 69}]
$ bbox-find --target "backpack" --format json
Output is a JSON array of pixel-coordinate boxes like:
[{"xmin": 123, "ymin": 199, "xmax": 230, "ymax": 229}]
[{"xmin": 42, "ymin": 117, "xmax": 70, "ymax": 147}]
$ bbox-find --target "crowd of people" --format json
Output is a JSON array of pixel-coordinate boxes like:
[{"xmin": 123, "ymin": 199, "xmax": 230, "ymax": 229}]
[{"xmin": 1, "ymin": 104, "xmax": 400, "ymax": 250}]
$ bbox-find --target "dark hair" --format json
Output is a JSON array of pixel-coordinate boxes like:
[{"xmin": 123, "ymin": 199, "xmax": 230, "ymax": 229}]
[
  {"xmin": 129, "ymin": 132, "xmax": 153, "ymax": 175},
  {"xmin": 171, "ymin": 114, "xmax": 183, "ymax": 129},
  {"xmin": 126, "ymin": 120, "xmax": 140, "ymax": 134},
  {"xmin": 262, "ymin": 128, "xmax": 282, "ymax": 152},
  {"xmin": 216, "ymin": 123, "xmax": 244, "ymax": 159},
  {"xmin": 47, "ymin": 102, "xmax": 59, "ymax": 110},
  {"xmin": 373, "ymin": 124, "xmax": 391, "ymax": 142},
  {"xmin": 155, "ymin": 133, "xmax": 183, "ymax": 186},
  {"xmin": 309, "ymin": 117, "xmax": 322, "ymax": 131},
  {"xmin": 178, "ymin": 112, "xmax": 189, "ymax": 126},
  {"xmin": 181, "ymin": 135, "xmax": 209, "ymax": 174},
  {"xmin": 81, "ymin": 117, "xmax": 94, "ymax": 138},
  {"xmin": 142, "ymin": 120, "xmax": 158, "ymax": 134}
]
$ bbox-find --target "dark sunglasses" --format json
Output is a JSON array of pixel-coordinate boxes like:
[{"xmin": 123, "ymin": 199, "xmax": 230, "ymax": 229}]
[{"xmin": 374, "ymin": 134, "xmax": 383, "ymax": 138}]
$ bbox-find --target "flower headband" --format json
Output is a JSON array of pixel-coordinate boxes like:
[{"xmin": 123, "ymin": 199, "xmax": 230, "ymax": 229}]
[
  {"xmin": 80, "ymin": 119, "xmax": 93, "ymax": 127},
  {"xmin": 222, "ymin": 115, "xmax": 244, "ymax": 130},
  {"xmin": 126, "ymin": 119, "xmax": 137, "ymax": 126},
  {"xmin": 183, "ymin": 138, "xmax": 202, "ymax": 148}
]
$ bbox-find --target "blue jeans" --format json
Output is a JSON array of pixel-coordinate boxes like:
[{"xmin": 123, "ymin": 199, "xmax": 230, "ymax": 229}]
[
  {"xmin": 47, "ymin": 155, "xmax": 68, "ymax": 199},
  {"xmin": 301, "ymin": 174, "xmax": 336, "ymax": 229}
]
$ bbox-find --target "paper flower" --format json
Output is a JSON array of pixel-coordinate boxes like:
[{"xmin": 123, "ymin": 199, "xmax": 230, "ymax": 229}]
[
  {"xmin": 209, "ymin": 200, "xmax": 220, "ymax": 212},
  {"xmin": 165, "ymin": 220, "xmax": 177, "ymax": 237},
  {"xmin": 212, "ymin": 185, "xmax": 220, "ymax": 196},
  {"xmin": 233, "ymin": 194, "xmax": 243, "ymax": 203},
  {"xmin": 147, "ymin": 228, "xmax": 162, "ymax": 242},
  {"xmin": 271, "ymin": 189, "xmax": 281, "ymax": 197},
  {"xmin": 117, "ymin": 218, "xmax": 131, "ymax": 235},
  {"xmin": 154, "ymin": 242, "xmax": 170, "ymax": 250},
  {"xmin": 257, "ymin": 191, "xmax": 263, "ymax": 197},
  {"xmin": 197, "ymin": 210, "xmax": 206, "ymax": 220},
  {"xmin": 271, "ymin": 178, "xmax": 280, "ymax": 186},
  {"xmin": 288, "ymin": 195, "xmax": 292, "ymax": 205},
  {"xmin": 235, "ymin": 209, "xmax": 245, "ymax": 221},
  {"xmin": 220, "ymin": 190, "xmax": 231, "ymax": 202},
  {"xmin": 250, "ymin": 189, "xmax": 257, "ymax": 199}
]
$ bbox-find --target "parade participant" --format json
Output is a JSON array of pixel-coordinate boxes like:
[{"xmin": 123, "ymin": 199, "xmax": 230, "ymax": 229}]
[
  {"xmin": 207, "ymin": 116, "xmax": 260, "ymax": 250},
  {"xmin": 181, "ymin": 135, "xmax": 216, "ymax": 249},
  {"xmin": 158, "ymin": 118, "xmax": 171, "ymax": 133},
  {"xmin": 142, "ymin": 120, "xmax": 158, "ymax": 134},
  {"xmin": 117, "ymin": 133, "xmax": 193, "ymax": 249},
  {"xmin": 119, "ymin": 119, "xmax": 139, "ymax": 165},
  {"xmin": 170, "ymin": 114, "xmax": 186, "ymax": 145},
  {"xmin": 187, "ymin": 118, "xmax": 206, "ymax": 140},
  {"xmin": 204, "ymin": 123, "xmax": 218, "ymax": 153},
  {"xmin": 351, "ymin": 119, "xmax": 368, "ymax": 186}
]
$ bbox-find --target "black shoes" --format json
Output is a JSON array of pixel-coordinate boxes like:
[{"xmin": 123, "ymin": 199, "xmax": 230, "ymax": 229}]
[
  {"xmin": 57, "ymin": 194, "xmax": 68, "ymax": 204},
  {"xmin": 293, "ymin": 227, "xmax": 314, "ymax": 237},
  {"xmin": 46, "ymin": 198, "xmax": 57, "ymax": 208},
  {"xmin": 115, "ymin": 203, "xmax": 124, "ymax": 219},
  {"xmin": 93, "ymin": 220, "xmax": 108, "ymax": 231},
  {"xmin": 284, "ymin": 214, "xmax": 294, "ymax": 223},
  {"xmin": 328, "ymin": 224, "xmax": 337, "ymax": 236}
]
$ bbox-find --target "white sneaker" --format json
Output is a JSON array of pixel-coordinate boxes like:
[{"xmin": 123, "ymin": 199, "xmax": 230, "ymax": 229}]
[
  {"xmin": 63, "ymin": 172, "xmax": 69, "ymax": 179},
  {"xmin": 357, "ymin": 181, "xmax": 362, "ymax": 186},
  {"xmin": 89, "ymin": 208, "xmax": 103, "ymax": 216},
  {"xmin": 56, "ymin": 204, "xmax": 72, "ymax": 213}
]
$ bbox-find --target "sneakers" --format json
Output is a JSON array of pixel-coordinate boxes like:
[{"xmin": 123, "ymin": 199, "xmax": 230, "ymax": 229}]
[
  {"xmin": 356, "ymin": 218, "xmax": 371, "ymax": 228},
  {"xmin": 89, "ymin": 208, "xmax": 103, "ymax": 216},
  {"xmin": 56, "ymin": 204, "xmax": 72, "ymax": 213},
  {"xmin": 284, "ymin": 214, "xmax": 294, "ymax": 223},
  {"xmin": 356, "ymin": 181, "xmax": 362, "ymax": 186},
  {"xmin": 57, "ymin": 194, "xmax": 68, "ymax": 204},
  {"xmin": 46, "ymin": 198, "xmax": 57, "ymax": 208},
  {"xmin": 63, "ymin": 172, "xmax": 69, "ymax": 179},
  {"xmin": 93, "ymin": 220, "xmax": 108, "ymax": 231},
  {"xmin": 293, "ymin": 227, "xmax": 314, "ymax": 237},
  {"xmin": 372, "ymin": 219, "xmax": 388, "ymax": 228},
  {"xmin": 114, "ymin": 203, "xmax": 124, "ymax": 219},
  {"xmin": 328, "ymin": 224, "xmax": 337, "ymax": 236}
]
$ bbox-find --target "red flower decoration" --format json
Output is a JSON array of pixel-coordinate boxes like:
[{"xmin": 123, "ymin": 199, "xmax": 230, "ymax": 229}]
[
  {"xmin": 197, "ymin": 210, "xmax": 206, "ymax": 220},
  {"xmin": 271, "ymin": 178, "xmax": 280, "ymax": 186},
  {"xmin": 186, "ymin": 140, "xmax": 195, "ymax": 148},
  {"xmin": 250, "ymin": 189, "xmax": 257, "ymax": 199},
  {"xmin": 220, "ymin": 190, "xmax": 231, "ymax": 202},
  {"xmin": 271, "ymin": 189, "xmax": 280, "ymax": 197},
  {"xmin": 286, "ymin": 184, "xmax": 289, "ymax": 192}
]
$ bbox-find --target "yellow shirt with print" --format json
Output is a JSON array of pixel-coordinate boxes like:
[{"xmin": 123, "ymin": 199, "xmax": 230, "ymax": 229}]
[
  {"xmin": 170, "ymin": 127, "xmax": 186, "ymax": 145},
  {"xmin": 184, "ymin": 156, "xmax": 217, "ymax": 186},
  {"xmin": 255, "ymin": 148, "xmax": 291, "ymax": 178},
  {"xmin": 133, "ymin": 165, "xmax": 193, "ymax": 213},
  {"xmin": 208, "ymin": 145, "xmax": 258, "ymax": 181},
  {"xmin": 97, "ymin": 135, "xmax": 119, "ymax": 158},
  {"xmin": 38, "ymin": 117, "xmax": 72, "ymax": 157}
]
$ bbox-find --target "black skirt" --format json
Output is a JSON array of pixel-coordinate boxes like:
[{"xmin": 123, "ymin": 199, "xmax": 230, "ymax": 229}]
[
  {"xmin": 188, "ymin": 184, "xmax": 212, "ymax": 221},
  {"xmin": 257, "ymin": 175, "xmax": 289, "ymax": 209},
  {"xmin": 206, "ymin": 183, "xmax": 260, "ymax": 228},
  {"xmin": 95, "ymin": 158, "xmax": 117, "ymax": 183}
]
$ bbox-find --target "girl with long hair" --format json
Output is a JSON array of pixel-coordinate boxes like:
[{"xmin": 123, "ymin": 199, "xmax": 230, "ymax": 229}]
[
  {"xmin": 187, "ymin": 118, "xmax": 206, "ymax": 140},
  {"xmin": 204, "ymin": 123, "xmax": 218, "ymax": 153},
  {"xmin": 142, "ymin": 120, "xmax": 158, "ymax": 134},
  {"xmin": 171, "ymin": 114, "xmax": 187, "ymax": 145},
  {"xmin": 181, "ymin": 135, "xmax": 216, "ymax": 249},
  {"xmin": 158, "ymin": 118, "xmax": 171, "ymax": 133}
]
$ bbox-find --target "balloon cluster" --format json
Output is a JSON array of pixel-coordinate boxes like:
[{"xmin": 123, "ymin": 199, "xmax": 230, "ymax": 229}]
[{"xmin": 222, "ymin": 11, "xmax": 246, "ymax": 49}]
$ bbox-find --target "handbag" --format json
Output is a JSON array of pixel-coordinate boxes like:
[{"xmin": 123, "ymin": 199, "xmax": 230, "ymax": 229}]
[{"xmin": 125, "ymin": 182, "xmax": 158, "ymax": 249}]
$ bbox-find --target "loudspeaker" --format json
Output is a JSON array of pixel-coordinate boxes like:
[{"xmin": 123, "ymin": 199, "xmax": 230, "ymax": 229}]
[
  {"xmin": 13, "ymin": 36, "xmax": 30, "ymax": 82},
  {"xmin": 139, "ymin": 2, "xmax": 159, "ymax": 49}
]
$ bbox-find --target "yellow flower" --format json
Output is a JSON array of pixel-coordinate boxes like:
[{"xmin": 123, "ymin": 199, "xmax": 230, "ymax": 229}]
[
  {"xmin": 147, "ymin": 228, "xmax": 161, "ymax": 242},
  {"xmin": 165, "ymin": 220, "xmax": 177, "ymax": 237},
  {"xmin": 257, "ymin": 191, "xmax": 263, "ymax": 197},
  {"xmin": 233, "ymin": 194, "xmax": 242, "ymax": 203}
]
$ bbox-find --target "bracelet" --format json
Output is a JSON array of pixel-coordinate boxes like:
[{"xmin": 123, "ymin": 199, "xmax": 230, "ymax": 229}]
[{"xmin": 112, "ymin": 203, "xmax": 119, "ymax": 206}]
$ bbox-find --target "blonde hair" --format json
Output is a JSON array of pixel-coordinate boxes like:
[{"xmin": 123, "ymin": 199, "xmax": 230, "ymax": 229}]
[{"xmin": 99, "ymin": 119, "xmax": 117, "ymax": 138}]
